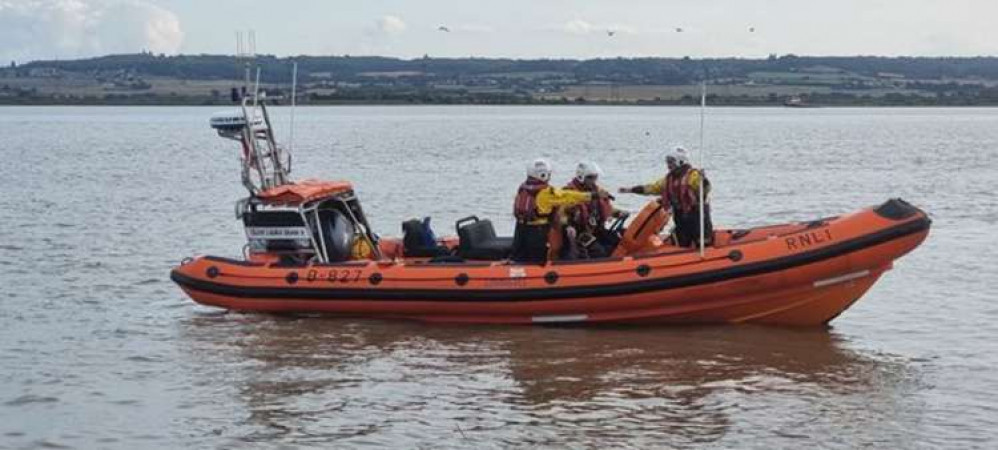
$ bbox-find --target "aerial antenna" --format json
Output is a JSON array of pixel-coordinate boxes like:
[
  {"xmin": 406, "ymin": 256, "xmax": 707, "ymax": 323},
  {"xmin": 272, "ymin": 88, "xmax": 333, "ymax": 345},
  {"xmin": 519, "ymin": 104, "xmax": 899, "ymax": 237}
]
[
  {"xmin": 235, "ymin": 31, "xmax": 245, "ymax": 95},
  {"xmin": 235, "ymin": 29, "xmax": 257, "ymax": 94},
  {"xmin": 289, "ymin": 60, "xmax": 298, "ymax": 153},
  {"xmin": 698, "ymin": 78, "xmax": 707, "ymax": 257},
  {"xmin": 248, "ymin": 30, "xmax": 257, "ymax": 91},
  {"xmin": 252, "ymin": 66, "xmax": 261, "ymax": 106},
  {"xmin": 248, "ymin": 30, "xmax": 257, "ymax": 56}
]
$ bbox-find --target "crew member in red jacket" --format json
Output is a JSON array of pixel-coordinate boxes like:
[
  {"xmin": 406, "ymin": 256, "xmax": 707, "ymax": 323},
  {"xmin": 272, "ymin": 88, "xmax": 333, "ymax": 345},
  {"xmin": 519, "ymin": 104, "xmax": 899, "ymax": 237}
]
[
  {"xmin": 513, "ymin": 159, "xmax": 602, "ymax": 263},
  {"xmin": 619, "ymin": 147, "xmax": 713, "ymax": 248},
  {"xmin": 563, "ymin": 161, "xmax": 625, "ymax": 258}
]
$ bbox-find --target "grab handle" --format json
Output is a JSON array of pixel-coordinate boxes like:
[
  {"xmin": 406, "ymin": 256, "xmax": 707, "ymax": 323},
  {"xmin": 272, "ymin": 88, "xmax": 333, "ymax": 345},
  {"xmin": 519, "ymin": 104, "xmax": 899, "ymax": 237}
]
[{"xmin": 455, "ymin": 215, "xmax": 480, "ymax": 230}]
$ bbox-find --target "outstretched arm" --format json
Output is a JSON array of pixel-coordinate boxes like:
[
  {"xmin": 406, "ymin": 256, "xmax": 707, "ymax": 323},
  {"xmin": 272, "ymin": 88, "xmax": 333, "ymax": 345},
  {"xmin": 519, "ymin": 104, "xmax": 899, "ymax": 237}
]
[
  {"xmin": 546, "ymin": 187, "xmax": 594, "ymax": 208},
  {"xmin": 534, "ymin": 187, "xmax": 595, "ymax": 218},
  {"xmin": 619, "ymin": 179, "xmax": 663, "ymax": 196}
]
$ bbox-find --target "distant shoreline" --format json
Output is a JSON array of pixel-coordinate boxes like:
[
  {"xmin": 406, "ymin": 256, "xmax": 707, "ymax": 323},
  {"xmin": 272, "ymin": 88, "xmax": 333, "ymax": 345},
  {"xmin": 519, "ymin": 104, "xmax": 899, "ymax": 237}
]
[
  {"xmin": 7, "ymin": 54, "xmax": 998, "ymax": 108},
  {"xmin": 2, "ymin": 100, "xmax": 997, "ymax": 107}
]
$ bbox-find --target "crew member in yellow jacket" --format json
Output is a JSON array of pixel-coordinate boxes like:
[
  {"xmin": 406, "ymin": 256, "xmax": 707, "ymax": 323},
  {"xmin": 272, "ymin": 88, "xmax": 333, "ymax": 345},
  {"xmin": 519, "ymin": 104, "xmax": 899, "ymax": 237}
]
[
  {"xmin": 513, "ymin": 159, "xmax": 603, "ymax": 262},
  {"xmin": 619, "ymin": 147, "xmax": 713, "ymax": 248}
]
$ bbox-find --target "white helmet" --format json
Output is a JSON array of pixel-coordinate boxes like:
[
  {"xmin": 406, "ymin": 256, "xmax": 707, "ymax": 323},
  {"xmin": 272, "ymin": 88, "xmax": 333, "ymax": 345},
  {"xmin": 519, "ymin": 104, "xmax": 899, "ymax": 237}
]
[
  {"xmin": 575, "ymin": 161, "xmax": 603, "ymax": 182},
  {"xmin": 666, "ymin": 146, "xmax": 690, "ymax": 166},
  {"xmin": 526, "ymin": 158, "xmax": 552, "ymax": 182}
]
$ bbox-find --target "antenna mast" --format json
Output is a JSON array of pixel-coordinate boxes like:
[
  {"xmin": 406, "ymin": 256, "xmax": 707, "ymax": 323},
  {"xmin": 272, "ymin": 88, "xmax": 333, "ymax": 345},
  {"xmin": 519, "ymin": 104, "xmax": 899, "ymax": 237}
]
[
  {"xmin": 235, "ymin": 29, "xmax": 256, "ymax": 94},
  {"xmin": 212, "ymin": 30, "xmax": 291, "ymax": 193},
  {"xmin": 697, "ymin": 74, "xmax": 707, "ymax": 258},
  {"xmin": 289, "ymin": 61, "xmax": 298, "ymax": 153},
  {"xmin": 698, "ymin": 79, "xmax": 706, "ymax": 257}
]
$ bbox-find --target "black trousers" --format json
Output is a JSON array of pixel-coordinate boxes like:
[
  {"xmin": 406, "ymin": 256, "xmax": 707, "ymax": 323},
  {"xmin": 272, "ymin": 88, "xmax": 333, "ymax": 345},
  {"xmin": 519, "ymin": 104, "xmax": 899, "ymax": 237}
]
[
  {"xmin": 559, "ymin": 225, "xmax": 619, "ymax": 260},
  {"xmin": 595, "ymin": 227, "xmax": 620, "ymax": 255},
  {"xmin": 512, "ymin": 223, "xmax": 549, "ymax": 263},
  {"xmin": 673, "ymin": 205, "xmax": 713, "ymax": 248}
]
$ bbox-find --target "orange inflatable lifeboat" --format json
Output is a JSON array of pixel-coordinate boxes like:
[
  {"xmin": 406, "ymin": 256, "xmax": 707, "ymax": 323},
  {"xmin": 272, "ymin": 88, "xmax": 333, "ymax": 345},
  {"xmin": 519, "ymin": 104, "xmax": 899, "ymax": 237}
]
[{"xmin": 172, "ymin": 99, "xmax": 930, "ymax": 326}]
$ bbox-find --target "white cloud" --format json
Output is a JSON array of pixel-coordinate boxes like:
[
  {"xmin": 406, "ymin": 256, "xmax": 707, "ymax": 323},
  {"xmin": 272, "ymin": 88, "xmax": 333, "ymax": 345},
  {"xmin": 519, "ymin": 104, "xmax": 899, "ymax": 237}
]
[
  {"xmin": 377, "ymin": 15, "xmax": 407, "ymax": 35},
  {"xmin": 135, "ymin": 4, "xmax": 183, "ymax": 53},
  {"xmin": 557, "ymin": 19, "xmax": 636, "ymax": 36},
  {"xmin": 0, "ymin": 0, "xmax": 184, "ymax": 63},
  {"xmin": 562, "ymin": 19, "xmax": 594, "ymax": 35}
]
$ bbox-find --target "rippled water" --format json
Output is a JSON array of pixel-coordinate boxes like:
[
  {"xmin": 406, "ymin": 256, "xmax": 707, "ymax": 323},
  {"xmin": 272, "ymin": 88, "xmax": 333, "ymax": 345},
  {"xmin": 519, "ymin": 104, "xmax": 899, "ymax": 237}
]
[{"xmin": 1, "ymin": 106, "xmax": 996, "ymax": 448}]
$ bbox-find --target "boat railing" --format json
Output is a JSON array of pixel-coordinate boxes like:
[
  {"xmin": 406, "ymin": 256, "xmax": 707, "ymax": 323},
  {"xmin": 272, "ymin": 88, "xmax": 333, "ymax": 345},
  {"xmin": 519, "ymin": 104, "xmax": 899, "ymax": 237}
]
[
  {"xmin": 211, "ymin": 93, "xmax": 292, "ymax": 195},
  {"xmin": 238, "ymin": 97, "xmax": 291, "ymax": 193}
]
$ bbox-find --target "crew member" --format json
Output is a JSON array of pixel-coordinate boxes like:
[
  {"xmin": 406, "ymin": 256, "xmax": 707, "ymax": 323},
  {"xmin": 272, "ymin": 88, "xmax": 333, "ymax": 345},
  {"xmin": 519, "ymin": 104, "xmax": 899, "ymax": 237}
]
[
  {"xmin": 618, "ymin": 147, "xmax": 713, "ymax": 248},
  {"xmin": 512, "ymin": 159, "xmax": 602, "ymax": 263},
  {"xmin": 563, "ymin": 161, "xmax": 625, "ymax": 258}
]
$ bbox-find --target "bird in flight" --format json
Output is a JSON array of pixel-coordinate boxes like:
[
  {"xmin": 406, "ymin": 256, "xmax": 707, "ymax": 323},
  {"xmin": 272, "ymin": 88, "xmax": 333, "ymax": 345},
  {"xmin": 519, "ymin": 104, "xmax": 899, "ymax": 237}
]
[
  {"xmin": 675, "ymin": 27, "xmax": 684, "ymax": 33},
  {"xmin": 749, "ymin": 27, "xmax": 756, "ymax": 32},
  {"xmin": 607, "ymin": 30, "xmax": 616, "ymax": 37},
  {"xmin": 437, "ymin": 26, "xmax": 450, "ymax": 32}
]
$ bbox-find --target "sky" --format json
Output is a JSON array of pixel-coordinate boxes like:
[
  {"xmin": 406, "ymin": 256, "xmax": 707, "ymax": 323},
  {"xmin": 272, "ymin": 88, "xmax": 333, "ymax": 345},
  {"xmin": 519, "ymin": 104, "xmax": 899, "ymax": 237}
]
[{"xmin": 1, "ymin": 0, "xmax": 997, "ymax": 63}]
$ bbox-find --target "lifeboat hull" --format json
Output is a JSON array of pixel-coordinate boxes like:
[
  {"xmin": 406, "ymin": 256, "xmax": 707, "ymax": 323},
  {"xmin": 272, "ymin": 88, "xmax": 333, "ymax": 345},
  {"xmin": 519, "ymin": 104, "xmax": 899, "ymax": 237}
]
[{"xmin": 171, "ymin": 200, "xmax": 930, "ymax": 326}]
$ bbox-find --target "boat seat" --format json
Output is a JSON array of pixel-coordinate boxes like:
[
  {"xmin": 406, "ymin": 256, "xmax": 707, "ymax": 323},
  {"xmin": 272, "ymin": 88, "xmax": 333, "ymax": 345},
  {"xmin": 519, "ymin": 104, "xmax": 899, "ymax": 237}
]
[
  {"xmin": 402, "ymin": 217, "xmax": 451, "ymax": 258},
  {"xmin": 456, "ymin": 216, "xmax": 513, "ymax": 260}
]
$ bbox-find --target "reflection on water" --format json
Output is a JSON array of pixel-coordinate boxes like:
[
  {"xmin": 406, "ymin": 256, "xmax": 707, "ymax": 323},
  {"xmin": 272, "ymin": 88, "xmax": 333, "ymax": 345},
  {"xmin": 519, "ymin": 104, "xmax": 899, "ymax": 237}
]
[{"xmin": 178, "ymin": 314, "xmax": 919, "ymax": 447}]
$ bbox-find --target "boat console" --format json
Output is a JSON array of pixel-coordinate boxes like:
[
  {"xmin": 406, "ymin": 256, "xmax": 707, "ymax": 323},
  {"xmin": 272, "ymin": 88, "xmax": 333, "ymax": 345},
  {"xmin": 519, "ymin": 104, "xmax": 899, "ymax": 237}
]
[{"xmin": 211, "ymin": 95, "xmax": 381, "ymax": 265}]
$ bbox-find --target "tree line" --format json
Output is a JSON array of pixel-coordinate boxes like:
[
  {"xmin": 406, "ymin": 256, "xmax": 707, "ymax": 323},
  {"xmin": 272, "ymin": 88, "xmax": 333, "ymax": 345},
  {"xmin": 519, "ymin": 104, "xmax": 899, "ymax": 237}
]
[{"xmin": 16, "ymin": 53, "xmax": 998, "ymax": 84}]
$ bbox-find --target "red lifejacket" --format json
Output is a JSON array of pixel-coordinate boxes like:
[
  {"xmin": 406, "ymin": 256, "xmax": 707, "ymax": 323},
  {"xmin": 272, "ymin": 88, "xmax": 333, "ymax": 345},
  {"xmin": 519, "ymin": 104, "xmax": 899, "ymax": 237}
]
[
  {"xmin": 565, "ymin": 178, "xmax": 613, "ymax": 231},
  {"xmin": 661, "ymin": 165, "xmax": 706, "ymax": 214},
  {"xmin": 514, "ymin": 178, "xmax": 549, "ymax": 223}
]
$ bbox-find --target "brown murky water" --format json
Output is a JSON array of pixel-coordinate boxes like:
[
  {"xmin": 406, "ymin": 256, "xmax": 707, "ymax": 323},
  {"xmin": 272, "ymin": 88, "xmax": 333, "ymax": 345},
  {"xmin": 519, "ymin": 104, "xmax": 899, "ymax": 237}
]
[
  {"xmin": 177, "ymin": 318, "xmax": 923, "ymax": 447},
  {"xmin": 1, "ymin": 106, "xmax": 995, "ymax": 448}
]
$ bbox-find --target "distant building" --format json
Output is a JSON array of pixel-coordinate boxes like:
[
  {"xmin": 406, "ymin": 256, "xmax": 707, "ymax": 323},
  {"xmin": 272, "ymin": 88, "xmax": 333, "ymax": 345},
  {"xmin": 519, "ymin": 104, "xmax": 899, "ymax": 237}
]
[
  {"xmin": 800, "ymin": 65, "xmax": 842, "ymax": 74},
  {"xmin": 28, "ymin": 67, "xmax": 60, "ymax": 78}
]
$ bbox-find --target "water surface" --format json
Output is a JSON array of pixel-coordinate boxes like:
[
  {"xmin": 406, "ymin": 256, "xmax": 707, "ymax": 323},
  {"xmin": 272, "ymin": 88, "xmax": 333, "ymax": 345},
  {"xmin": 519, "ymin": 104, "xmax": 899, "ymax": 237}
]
[{"xmin": 0, "ymin": 106, "xmax": 995, "ymax": 448}]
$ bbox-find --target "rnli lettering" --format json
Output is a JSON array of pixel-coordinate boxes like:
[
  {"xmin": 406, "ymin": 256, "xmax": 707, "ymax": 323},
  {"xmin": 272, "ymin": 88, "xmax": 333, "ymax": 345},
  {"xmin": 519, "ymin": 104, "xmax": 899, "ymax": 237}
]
[
  {"xmin": 785, "ymin": 229, "xmax": 833, "ymax": 251},
  {"xmin": 306, "ymin": 269, "xmax": 364, "ymax": 283}
]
